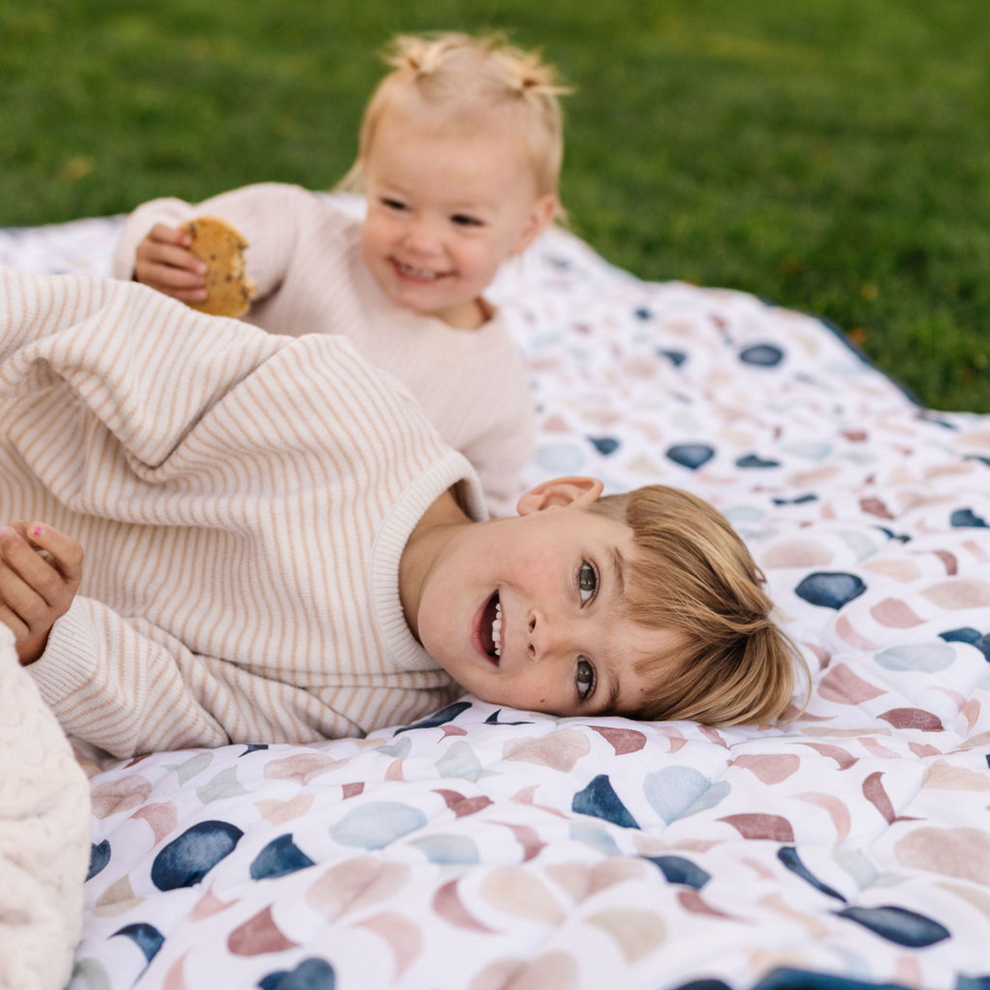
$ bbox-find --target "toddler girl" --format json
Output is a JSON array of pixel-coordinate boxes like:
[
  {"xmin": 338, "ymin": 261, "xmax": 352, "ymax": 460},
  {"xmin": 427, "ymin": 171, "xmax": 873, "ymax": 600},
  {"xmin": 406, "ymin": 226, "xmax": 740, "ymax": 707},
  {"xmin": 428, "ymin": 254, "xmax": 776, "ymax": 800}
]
[{"xmin": 113, "ymin": 32, "xmax": 567, "ymax": 515}]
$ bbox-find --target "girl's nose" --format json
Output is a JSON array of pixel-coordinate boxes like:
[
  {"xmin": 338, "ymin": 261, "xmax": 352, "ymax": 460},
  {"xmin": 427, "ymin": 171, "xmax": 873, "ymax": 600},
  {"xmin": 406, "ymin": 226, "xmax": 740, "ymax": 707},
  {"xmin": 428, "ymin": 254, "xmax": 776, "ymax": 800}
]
[{"xmin": 404, "ymin": 218, "xmax": 441, "ymax": 255}]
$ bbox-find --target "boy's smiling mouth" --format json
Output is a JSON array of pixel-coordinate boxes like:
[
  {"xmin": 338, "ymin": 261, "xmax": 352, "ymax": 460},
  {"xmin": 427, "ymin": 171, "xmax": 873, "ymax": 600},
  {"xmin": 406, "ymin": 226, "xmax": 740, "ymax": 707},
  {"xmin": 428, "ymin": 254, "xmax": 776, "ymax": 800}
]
[{"xmin": 478, "ymin": 591, "xmax": 502, "ymax": 665}]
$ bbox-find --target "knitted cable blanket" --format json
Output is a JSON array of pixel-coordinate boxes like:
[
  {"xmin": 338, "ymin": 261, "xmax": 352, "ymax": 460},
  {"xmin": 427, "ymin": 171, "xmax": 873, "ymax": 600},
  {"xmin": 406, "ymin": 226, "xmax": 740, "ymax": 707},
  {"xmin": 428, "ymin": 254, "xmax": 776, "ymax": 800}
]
[{"xmin": 0, "ymin": 626, "xmax": 91, "ymax": 990}]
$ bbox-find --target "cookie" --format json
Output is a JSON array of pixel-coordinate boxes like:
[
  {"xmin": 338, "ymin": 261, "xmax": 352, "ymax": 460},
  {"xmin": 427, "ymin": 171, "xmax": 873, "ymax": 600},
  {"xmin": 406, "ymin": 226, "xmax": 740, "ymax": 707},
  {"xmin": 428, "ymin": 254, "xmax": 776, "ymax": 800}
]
[{"xmin": 180, "ymin": 216, "xmax": 257, "ymax": 318}]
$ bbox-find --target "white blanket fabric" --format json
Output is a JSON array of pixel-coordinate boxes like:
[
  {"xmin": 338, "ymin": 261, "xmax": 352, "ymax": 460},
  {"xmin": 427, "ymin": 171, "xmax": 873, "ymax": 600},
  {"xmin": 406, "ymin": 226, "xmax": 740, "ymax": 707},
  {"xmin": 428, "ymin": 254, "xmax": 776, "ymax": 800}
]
[
  {"xmin": 0, "ymin": 626, "xmax": 91, "ymax": 990},
  {"xmin": 1, "ymin": 207, "xmax": 988, "ymax": 990}
]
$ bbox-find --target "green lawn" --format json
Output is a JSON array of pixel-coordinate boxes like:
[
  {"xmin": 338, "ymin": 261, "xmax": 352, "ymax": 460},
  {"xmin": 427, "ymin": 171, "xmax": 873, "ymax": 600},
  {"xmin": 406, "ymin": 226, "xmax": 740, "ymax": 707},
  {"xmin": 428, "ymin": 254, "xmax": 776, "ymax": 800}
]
[{"xmin": 2, "ymin": 0, "xmax": 988, "ymax": 411}]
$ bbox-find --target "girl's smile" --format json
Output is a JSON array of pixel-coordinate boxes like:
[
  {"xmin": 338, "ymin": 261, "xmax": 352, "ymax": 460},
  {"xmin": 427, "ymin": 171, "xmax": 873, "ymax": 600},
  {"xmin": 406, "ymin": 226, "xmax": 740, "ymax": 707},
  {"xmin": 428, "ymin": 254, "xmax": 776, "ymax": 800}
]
[
  {"xmin": 359, "ymin": 101, "xmax": 556, "ymax": 330},
  {"xmin": 390, "ymin": 259, "xmax": 453, "ymax": 282}
]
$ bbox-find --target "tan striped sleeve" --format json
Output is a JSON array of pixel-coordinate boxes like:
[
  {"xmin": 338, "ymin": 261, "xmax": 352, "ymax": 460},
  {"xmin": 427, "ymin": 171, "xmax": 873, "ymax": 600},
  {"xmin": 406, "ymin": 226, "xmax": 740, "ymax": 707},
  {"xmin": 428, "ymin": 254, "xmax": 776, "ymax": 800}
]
[
  {"xmin": 29, "ymin": 601, "xmax": 376, "ymax": 756},
  {"xmin": 28, "ymin": 599, "xmax": 230, "ymax": 755},
  {"xmin": 2, "ymin": 271, "xmax": 459, "ymax": 756}
]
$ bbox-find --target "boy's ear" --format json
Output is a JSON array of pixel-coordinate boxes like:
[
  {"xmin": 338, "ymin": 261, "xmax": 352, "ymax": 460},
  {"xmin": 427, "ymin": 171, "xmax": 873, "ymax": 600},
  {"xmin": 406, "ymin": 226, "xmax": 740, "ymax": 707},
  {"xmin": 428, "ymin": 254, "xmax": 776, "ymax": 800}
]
[
  {"xmin": 516, "ymin": 476, "xmax": 604, "ymax": 516},
  {"xmin": 511, "ymin": 193, "xmax": 558, "ymax": 257}
]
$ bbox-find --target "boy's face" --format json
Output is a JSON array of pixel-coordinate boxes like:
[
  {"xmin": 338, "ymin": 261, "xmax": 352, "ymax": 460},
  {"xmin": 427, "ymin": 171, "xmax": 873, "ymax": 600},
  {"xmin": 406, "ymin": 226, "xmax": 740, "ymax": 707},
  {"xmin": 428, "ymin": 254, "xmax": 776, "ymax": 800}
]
[
  {"xmin": 414, "ymin": 478, "xmax": 684, "ymax": 717},
  {"xmin": 359, "ymin": 102, "xmax": 556, "ymax": 329}
]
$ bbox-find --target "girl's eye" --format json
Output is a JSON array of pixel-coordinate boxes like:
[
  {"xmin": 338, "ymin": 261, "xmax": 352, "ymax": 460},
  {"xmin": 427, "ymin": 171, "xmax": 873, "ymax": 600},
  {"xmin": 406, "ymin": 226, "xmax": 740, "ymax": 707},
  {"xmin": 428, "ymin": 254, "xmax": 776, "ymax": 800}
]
[
  {"xmin": 382, "ymin": 198, "xmax": 407, "ymax": 211},
  {"xmin": 576, "ymin": 656, "xmax": 595, "ymax": 700},
  {"xmin": 451, "ymin": 214, "xmax": 483, "ymax": 227},
  {"xmin": 577, "ymin": 561, "xmax": 598, "ymax": 604}
]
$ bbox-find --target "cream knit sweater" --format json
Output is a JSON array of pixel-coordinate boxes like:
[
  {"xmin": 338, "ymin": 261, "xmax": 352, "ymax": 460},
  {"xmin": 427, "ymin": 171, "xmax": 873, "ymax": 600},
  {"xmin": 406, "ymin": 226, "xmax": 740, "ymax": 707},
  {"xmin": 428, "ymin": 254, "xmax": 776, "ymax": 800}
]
[
  {"xmin": 112, "ymin": 184, "xmax": 535, "ymax": 516},
  {"xmin": 1, "ymin": 271, "xmax": 486, "ymax": 758},
  {"xmin": 0, "ymin": 625, "xmax": 90, "ymax": 990}
]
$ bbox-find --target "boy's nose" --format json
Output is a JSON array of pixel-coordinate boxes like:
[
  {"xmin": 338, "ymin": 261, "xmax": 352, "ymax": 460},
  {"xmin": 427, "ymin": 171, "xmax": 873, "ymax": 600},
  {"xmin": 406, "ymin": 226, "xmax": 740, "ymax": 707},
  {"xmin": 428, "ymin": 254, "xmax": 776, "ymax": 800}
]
[{"xmin": 527, "ymin": 611, "xmax": 566, "ymax": 663}]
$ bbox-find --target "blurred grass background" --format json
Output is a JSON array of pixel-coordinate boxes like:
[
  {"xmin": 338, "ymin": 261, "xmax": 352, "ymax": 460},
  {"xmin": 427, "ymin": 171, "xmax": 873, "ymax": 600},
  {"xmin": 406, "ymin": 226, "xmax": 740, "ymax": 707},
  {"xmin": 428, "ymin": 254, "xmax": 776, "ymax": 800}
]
[{"xmin": 1, "ymin": 0, "xmax": 988, "ymax": 411}]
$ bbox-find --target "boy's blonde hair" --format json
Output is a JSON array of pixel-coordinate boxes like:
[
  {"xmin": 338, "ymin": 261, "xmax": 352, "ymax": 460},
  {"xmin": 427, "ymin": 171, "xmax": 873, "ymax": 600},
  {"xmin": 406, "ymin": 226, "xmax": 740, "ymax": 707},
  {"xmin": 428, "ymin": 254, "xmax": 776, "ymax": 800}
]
[
  {"xmin": 340, "ymin": 32, "xmax": 569, "ymax": 202},
  {"xmin": 591, "ymin": 485, "xmax": 808, "ymax": 727}
]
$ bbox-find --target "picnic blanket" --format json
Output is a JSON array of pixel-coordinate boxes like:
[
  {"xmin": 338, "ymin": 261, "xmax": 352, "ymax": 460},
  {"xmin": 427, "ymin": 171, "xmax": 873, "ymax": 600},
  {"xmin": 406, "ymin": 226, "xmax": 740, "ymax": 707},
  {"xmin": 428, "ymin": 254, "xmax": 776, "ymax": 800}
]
[{"xmin": 2, "ymin": 205, "xmax": 988, "ymax": 990}]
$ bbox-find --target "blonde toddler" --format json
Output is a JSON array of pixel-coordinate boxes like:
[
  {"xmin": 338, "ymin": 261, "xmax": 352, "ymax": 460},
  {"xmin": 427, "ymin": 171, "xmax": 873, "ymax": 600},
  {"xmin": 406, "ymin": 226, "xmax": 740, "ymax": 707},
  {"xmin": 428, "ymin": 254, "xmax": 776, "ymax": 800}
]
[{"xmin": 114, "ymin": 33, "xmax": 568, "ymax": 515}]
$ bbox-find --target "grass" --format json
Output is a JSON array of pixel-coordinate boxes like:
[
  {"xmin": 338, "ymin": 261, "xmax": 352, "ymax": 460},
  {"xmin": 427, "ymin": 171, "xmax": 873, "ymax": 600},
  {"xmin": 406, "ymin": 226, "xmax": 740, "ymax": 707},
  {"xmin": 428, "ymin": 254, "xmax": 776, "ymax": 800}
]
[{"xmin": 1, "ymin": 0, "xmax": 988, "ymax": 411}]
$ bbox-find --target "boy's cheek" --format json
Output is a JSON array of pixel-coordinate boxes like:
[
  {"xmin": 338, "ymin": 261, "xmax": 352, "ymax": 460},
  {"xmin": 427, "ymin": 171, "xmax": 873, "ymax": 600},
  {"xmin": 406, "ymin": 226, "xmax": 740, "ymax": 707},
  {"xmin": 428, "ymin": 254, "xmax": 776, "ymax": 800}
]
[{"xmin": 485, "ymin": 674, "xmax": 555, "ymax": 714}]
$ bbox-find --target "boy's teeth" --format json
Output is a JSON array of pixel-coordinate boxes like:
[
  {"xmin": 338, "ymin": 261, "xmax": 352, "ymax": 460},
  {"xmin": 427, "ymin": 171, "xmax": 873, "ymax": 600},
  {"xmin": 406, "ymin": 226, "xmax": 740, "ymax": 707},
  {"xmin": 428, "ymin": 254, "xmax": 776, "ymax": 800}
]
[{"xmin": 492, "ymin": 601, "xmax": 502, "ymax": 657}]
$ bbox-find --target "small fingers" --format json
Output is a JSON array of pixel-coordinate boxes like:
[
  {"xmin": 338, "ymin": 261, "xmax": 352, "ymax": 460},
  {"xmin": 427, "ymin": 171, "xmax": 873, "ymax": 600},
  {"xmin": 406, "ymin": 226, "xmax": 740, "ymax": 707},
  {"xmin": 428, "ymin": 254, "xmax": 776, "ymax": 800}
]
[
  {"xmin": 136, "ymin": 264, "xmax": 209, "ymax": 302},
  {"xmin": 0, "ymin": 546, "xmax": 48, "ymax": 627},
  {"xmin": 140, "ymin": 241, "xmax": 207, "ymax": 275},
  {"xmin": 0, "ymin": 598, "xmax": 30, "ymax": 641},
  {"xmin": 134, "ymin": 265, "xmax": 208, "ymax": 303},
  {"xmin": 0, "ymin": 524, "xmax": 82, "ymax": 600},
  {"xmin": 148, "ymin": 223, "xmax": 192, "ymax": 247},
  {"xmin": 135, "ymin": 225, "xmax": 208, "ymax": 301},
  {"xmin": 0, "ymin": 524, "xmax": 81, "ymax": 665},
  {"xmin": 23, "ymin": 523, "xmax": 84, "ymax": 585}
]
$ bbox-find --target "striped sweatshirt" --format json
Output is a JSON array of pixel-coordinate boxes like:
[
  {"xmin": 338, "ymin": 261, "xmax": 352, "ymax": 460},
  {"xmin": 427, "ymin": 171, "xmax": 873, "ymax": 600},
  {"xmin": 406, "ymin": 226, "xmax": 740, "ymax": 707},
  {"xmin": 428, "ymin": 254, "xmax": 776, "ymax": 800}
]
[
  {"xmin": 0, "ymin": 270, "xmax": 486, "ymax": 758},
  {"xmin": 113, "ymin": 183, "xmax": 535, "ymax": 516}
]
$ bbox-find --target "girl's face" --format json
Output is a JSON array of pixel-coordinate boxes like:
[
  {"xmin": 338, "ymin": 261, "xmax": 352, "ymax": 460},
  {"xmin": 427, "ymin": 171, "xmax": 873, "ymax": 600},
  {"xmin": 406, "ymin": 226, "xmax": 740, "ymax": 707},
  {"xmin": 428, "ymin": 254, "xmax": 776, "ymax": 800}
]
[{"xmin": 358, "ymin": 105, "xmax": 556, "ymax": 329}]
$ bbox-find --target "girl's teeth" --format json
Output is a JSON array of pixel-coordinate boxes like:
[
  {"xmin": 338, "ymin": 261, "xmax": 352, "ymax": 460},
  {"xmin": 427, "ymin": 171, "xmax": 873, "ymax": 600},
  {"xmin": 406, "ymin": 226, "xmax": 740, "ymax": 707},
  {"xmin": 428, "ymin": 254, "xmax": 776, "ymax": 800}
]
[
  {"xmin": 492, "ymin": 601, "xmax": 502, "ymax": 658},
  {"xmin": 398, "ymin": 261, "xmax": 439, "ymax": 279}
]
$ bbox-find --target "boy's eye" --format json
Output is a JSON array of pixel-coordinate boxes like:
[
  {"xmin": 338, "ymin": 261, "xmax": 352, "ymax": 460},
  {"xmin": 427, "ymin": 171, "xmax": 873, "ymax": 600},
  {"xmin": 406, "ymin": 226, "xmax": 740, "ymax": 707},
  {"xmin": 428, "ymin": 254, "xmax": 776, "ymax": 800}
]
[
  {"xmin": 451, "ymin": 214, "xmax": 483, "ymax": 227},
  {"xmin": 577, "ymin": 561, "xmax": 598, "ymax": 604},
  {"xmin": 576, "ymin": 656, "xmax": 595, "ymax": 700}
]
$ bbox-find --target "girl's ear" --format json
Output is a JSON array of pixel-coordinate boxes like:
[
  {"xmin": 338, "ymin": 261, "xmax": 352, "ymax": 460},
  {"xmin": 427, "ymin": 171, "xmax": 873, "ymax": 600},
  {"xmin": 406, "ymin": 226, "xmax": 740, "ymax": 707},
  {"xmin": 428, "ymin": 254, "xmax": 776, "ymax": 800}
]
[
  {"xmin": 510, "ymin": 193, "xmax": 558, "ymax": 257},
  {"xmin": 516, "ymin": 476, "xmax": 604, "ymax": 516}
]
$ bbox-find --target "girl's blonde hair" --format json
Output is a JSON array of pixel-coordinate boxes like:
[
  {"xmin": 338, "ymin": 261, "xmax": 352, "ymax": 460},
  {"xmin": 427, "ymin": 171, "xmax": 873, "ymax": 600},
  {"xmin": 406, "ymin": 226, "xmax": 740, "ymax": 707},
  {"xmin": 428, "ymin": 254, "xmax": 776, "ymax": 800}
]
[
  {"xmin": 591, "ymin": 485, "xmax": 810, "ymax": 727},
  {"xmin": 339, "ymin": 32, "xmax": 569, "ymax": 201}
]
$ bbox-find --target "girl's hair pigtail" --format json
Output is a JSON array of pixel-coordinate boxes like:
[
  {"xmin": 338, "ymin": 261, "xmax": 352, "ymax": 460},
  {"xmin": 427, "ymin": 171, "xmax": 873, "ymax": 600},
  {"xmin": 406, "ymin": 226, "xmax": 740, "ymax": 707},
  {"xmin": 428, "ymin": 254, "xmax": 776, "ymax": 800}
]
[{"xmin": 506, "ymin": 51, "xmax": 572, "ymax": 99}]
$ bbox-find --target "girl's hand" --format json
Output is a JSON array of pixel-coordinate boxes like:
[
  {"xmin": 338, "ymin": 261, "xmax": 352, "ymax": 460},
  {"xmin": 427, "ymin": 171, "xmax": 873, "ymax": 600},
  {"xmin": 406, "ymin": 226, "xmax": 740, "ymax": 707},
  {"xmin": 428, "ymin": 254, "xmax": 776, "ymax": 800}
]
[
  {"xmin": 133, "ymin": 223, "xmax": 209, "ymax": 304},
  {"xmin": 0, "ymin": 522, "xmax": 84, "ymax": 666}
]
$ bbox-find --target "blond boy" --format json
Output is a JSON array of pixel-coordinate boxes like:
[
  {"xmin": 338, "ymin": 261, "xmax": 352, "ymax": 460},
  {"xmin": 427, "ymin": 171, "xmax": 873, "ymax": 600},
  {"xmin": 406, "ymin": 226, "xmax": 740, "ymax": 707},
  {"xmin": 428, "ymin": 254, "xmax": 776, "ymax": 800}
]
[{"xmin": 0, "ymin": 272, "xmax": 798, "ymax": 757}]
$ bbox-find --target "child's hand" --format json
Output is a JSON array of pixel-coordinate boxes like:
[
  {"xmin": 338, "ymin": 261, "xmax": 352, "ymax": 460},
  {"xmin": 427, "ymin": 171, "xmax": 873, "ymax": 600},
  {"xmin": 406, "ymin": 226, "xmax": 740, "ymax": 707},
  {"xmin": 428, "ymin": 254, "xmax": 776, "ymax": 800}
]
[
  {"xmin": 0, "ymin": 522, "xmax": 83, "ymax": 666},
  {"xmin": 134, "ymin": 223, "xmax": 209, "ymax": 304}
]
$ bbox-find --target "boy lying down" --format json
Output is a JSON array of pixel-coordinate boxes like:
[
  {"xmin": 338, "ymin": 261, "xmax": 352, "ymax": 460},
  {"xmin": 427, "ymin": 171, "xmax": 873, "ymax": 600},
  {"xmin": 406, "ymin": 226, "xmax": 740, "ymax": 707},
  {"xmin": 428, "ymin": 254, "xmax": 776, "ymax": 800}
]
[{"xmin": 0, "ymin": 271, "xmax": 802, "ymax": 758}]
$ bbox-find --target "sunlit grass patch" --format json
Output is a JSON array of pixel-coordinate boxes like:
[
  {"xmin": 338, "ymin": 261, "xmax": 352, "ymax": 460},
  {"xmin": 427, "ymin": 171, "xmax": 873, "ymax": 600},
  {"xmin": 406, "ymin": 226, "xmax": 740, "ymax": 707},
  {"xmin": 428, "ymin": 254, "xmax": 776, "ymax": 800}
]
[{"xmin": 1, "ymin": 0, "xmax": 987, "ymax": 411}]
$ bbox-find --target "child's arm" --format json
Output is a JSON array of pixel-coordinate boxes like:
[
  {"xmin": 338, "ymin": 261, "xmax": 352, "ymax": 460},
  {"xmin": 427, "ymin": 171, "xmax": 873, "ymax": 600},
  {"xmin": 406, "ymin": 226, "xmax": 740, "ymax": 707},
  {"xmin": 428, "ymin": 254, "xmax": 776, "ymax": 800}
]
[
  {"xmin": 0, "ymin": 523, "xmax": 82, "ymax": 666},
  {"xmin": 112, "ymin": 183, "xmax": 322, "ymax": 307},
  {"xmin": 0, "ymin": 270, "xmax": 285, "ymax": 467},
  {"xmin": 1, "ymin": 270, "xmax": 420, "ymax": 756},
  {"xmin": 26, "ymin": 595, "xmax": 342, "ymax": 757}
]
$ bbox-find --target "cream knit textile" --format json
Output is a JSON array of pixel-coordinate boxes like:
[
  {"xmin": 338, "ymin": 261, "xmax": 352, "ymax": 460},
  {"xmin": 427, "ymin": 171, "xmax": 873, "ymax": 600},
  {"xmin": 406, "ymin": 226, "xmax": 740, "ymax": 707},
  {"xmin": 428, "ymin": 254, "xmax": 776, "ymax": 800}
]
[
  {"xmin": 1, "ymin": 271, "xmax": 486, "ymax": 758},
  {"xmin": 112, "ymin": 183, "xmax": 535, "ymax": 516},
  {"xmin": 0, "ymin": 625, "xmax": 90, "ymax": 990}
]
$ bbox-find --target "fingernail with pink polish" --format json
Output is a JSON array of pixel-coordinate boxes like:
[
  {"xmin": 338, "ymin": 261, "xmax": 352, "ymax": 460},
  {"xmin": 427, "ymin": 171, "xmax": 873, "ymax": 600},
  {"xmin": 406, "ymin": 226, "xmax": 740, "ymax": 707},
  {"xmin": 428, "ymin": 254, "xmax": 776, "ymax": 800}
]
[{"xmin": 32, "ymin": 525, "xmax": 43, "ymax": 537}]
